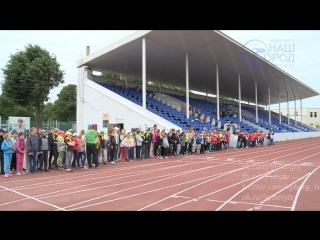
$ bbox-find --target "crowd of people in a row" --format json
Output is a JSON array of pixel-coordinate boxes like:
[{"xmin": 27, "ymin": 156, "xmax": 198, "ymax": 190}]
[{"xmin": 0, "ymin": 119, "xmax": 275, "ymax": 178}]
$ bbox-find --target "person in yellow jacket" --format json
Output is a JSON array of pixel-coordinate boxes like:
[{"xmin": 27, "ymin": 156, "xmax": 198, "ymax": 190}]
[
  {"xmin": 128, "ymin": 133, "xmax": 136, "ymax": 161},
  {"xmin": 56, "ymin": 130, "xmax": 66, "ymax": 168},
  {"xmin": 121, "ymin": 133, "xmax": 130, "ymax": 162},
  {"xmin": 98, "ymin": 131, "xmax": 106, "ymax": 164}
]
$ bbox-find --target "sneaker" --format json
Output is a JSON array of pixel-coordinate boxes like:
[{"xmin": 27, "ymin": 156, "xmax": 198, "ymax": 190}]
[
  {"xmin": 4, "ymin": 174, "xmax": 9, "ymax": 178},
  {"xmin": 82, "ymin": 166, "xmax": 88, "ymax": 169},
  {"xmin": 95, "ymin": 166, "xmax": 100, "ymax": 169},
  {"xmin": 16, "ymin": 172, "xmax": 21, "ymax": 176},
  {"xmin": 8, "ymin": 174, "xmax": 12, "ymax": 177},
  {"xmin": 67, "ymin": 169, "xmax": 71, "ymax": 172},
  {"xmin": 165, "ymin": 156, "xmax": 168, "ymax": 159},
  {"xmin": 44, "ymin": 169, "xmax": 49, "ymax": 172},
  {"xmin": 111, "ymin": 161, "xmax": 115, "ymax": 164},
  {"xmin": 9, "ymin": 170, "xmax": 14, "ymax": 174}
]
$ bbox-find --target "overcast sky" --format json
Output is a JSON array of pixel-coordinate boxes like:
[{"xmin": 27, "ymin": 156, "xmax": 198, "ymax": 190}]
[{"xmin": 0, "ymin": 30, "xmax": 319, "ymax": 110}]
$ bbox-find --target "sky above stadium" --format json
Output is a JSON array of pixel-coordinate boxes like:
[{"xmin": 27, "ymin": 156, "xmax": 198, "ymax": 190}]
[{"xmin": 0, "ymin": 30, "xmax": 319, "ymax": 110}]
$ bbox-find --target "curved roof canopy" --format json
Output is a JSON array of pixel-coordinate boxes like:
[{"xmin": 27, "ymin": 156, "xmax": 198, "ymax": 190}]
[{"xmin": 77, "ymin": 30, "xmax": 319, "ymax": 105}]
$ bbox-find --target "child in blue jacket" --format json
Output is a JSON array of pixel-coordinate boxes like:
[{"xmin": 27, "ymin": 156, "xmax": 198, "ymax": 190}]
[{"xmin": 1, "ymin": 133, "xmax": 14, "ymax": 178}]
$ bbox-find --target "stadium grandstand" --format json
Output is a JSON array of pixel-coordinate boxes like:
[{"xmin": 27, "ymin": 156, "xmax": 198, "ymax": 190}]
[{"xmin": 76, "ymin": 30, "xmax": 320, "ymax": 143}]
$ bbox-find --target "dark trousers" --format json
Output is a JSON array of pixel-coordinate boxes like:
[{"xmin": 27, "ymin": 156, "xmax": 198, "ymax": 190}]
[
  {"xmin": 141, "ymin": 145, "xmax": 146, "ymax": 159},
  {"xmin": 153, "ymin": 143, "xmax": 158, "ymax": 157},
  {"xmin": 164, "ymin": 148, "xmax": 168, "ymax": 157},
  {"xmin": 110, "ymin": 145, "xmax": 115, "ymax": 162},
  {"xmin": 107, "ymin": 146, "xmax": 111, "ymax": 162},
  {"xmin": 136, "ymin": 145, "xmax": 141, "ymax": 159},
  {"xmin": 145, "ymin": 142, "xmax": 151, "ymax": 158},
  {"xmin": 161, "ymin": 146, "xmax": 164, "ymax": 157},
  {"xmin": 0, "ymin": 153, "xmax": 4, "ymax": 174},
  {"xmin": 49, "ymin": 144, "xmax": 58, "ymax": 167},
  {"xmin": 72, "ymin": 150, "xmax": 78, "ymax": 167},
  {"xmin": 129, "ymin": 147, "xmax": 134, "ymax": 160},
  {"xmin": 188, "ymin": 143, "xmax": 192, "ymax": 153},
  {"xmin": 200, "ymin": 144, "xmax": 204, "ymax": 154},
  {"xmin": 10, "ymin": 152, "xmax": 17, "ymax": 171},
  {"xmin": 181, "ymin": 146, "xmax": 186, "ymax": 155},
  {"xmin": 243, "ymin": 139, "xmax": 247, "ymax": 148},
  {"xmin": 217, "ymin": 143, "xmax": 222, "ymax": 150},
  {"xmin": 86, "ymin": 144, "xmax": 98, "ymax": 168},
  {"xmin": 39, "ymin": 151, "xmax": 49, "ymax": 170}
]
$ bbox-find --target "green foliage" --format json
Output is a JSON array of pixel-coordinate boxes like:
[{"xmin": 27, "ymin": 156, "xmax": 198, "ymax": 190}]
[
  {"xmin": 101, "ymin": 73, "xmax": 120, "ymax": 79},
  {"xmin": 161, "ymin": 84, "xmax": 184, "ymax": 92},
  {"xmin": 1, "ymin": 44, "xmax": 65, "ymax": 127},
  {"xmin": 50, "ymin": 84, "xmax": 76, "ymax": 121},
  {"xmin": 0, "ymin": 94, "xmax": 34, "ymax": 119},
  {"xmin": 42, "ymin": 102, "xmax": 54, "ymax": 120}
]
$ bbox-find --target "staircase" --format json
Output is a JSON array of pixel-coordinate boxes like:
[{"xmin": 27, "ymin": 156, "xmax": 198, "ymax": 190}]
[
  {"xmin": 241, "ymin": 119, "xmax": 269, "ymax": 132},
  {"xmin": 228, "ymin": 105, "xmax": 254, "ymax": 119},
  {"xmin": 281, "ymin": 122, "xmax": 303, "ymax": 132}
]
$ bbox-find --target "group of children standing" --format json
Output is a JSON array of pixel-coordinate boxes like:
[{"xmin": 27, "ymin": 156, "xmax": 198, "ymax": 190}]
[
  {"xmin": 232, "ymin": 129, "xmax": 275, "ymax": 149},
  {"xmin": 0, "ymin": 121, "xmax": 277, "ymax": 179},
  {"xmin": 0, "ymin": 129, "xmax": 26, "ymax": 178}
]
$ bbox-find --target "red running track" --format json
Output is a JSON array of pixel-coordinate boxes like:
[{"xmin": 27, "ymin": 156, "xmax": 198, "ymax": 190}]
[{"xmin": 0, "ymin": 137, "xmax": 320, "ymax": 211}]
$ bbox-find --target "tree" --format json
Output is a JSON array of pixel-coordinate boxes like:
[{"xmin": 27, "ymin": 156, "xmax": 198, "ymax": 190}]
[
  {"xmin": 0, "ymin": 93, "xmax": 34, "ymax": 120},
  {"xmin": 50, "ymin": 84, "xmax": 76, "ymax": 121},
  {"xmin": 42, "ymin": 102, "xmax": 55, "ymax": 121},
  {"xmin": 1, "ymin": 44, "xmax": 65, "ymax": 128}
]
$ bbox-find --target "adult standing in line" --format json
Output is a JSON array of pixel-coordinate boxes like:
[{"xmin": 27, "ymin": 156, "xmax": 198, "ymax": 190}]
[
  {"xmin": 10, "ymin": 119, "xmax": 26, "ymax": 138},
  {"xmin": 85, "ymin": 124, "xmax": 99, "ymax": 168},
  {"xmin": 114, "ymin": 127, "xmax": 120, "ymax": 161}
]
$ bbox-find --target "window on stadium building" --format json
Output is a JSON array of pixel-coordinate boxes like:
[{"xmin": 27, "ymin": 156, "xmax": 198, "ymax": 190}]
[{"xmin": 103, "ymin": 120, "xmax": 109, "ymax": 128}]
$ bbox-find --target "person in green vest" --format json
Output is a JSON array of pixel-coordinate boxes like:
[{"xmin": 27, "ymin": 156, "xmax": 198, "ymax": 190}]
[{"xmin": 85, "ymin": 124, "xmax": 99, "ymax": 168}]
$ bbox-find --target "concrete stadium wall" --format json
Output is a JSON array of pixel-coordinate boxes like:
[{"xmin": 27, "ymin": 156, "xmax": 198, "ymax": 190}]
[
  {"xmin": 228, "ymin": 132, "xmax": 320, "ymax": 148},
  {"xmin": 78, "ymin": 80, "xmax": 180, "ymax": 135}
]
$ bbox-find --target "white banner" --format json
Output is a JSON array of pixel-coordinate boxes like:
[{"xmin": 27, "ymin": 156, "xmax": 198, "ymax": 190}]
[{"xmin": 8, "ymin": 116, "xmax": 30, "ymax": 131}]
